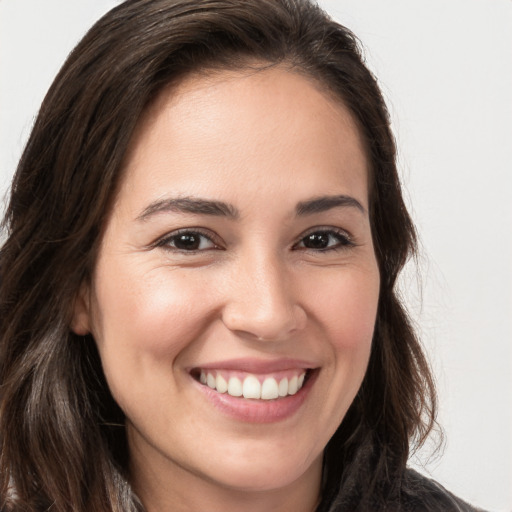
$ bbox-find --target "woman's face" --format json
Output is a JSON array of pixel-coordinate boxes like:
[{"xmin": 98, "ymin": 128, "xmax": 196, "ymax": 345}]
[{"xmin": 73, "ymin": 67, "xmax": 380, "ymax": 506}]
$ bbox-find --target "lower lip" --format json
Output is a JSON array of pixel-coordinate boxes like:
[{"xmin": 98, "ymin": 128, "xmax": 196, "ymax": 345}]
[{"xmin": 194, "ymin": 371, "xmax": 317, "ymax": 424}]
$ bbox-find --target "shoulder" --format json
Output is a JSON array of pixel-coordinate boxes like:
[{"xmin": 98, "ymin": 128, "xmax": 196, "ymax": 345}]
[
  {"xmin": 323, "ymin": 467, "xmax": 486, "ymax": 512},
  {"xmin": 397, "ymin": 468, "xmax": 487, "ymax": 512}
]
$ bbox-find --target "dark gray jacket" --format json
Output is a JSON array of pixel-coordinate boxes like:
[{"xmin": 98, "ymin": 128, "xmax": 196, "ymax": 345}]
[{"xmin": 325, "ymin": 469, "xmax": 485, "ymax": 511}]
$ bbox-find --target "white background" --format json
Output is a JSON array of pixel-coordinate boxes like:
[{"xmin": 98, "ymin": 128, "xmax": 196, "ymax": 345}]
[{"xmin": 1, "ymin": 1, "xmax": 511, "ymax": 510}]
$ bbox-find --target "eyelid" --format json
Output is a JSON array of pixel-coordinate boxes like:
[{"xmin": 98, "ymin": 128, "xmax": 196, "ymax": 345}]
[
  {"xmin": 293, "ymin": 226, "xmax": 356, "ymax": 250},
  {"xmin": 153, "ymin": 227, "xmax": 224, "ymax": 251},
  {"xmin": 150, "ymin": 225, "xmax": 355, "ymax": 253}
]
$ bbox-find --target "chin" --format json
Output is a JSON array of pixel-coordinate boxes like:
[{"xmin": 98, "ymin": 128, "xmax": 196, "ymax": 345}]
[
  {"xmin": 215, "ymin": 469, "xmax": 302, "ymax": 493},
  {"xmin": 201, "ymin": 447, "xmax": 321, "ymax": 493}
]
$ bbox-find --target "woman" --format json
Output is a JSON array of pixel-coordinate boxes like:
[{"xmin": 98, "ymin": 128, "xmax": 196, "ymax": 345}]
[{"xmin": 0, "ymin": 0, "xmax": 482, "ymax": 510}]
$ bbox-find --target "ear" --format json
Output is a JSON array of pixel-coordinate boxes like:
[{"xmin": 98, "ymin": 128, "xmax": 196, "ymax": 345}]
[{"xmin": 70, "ymin": 282, "xmax": 92, "ymax": 335}]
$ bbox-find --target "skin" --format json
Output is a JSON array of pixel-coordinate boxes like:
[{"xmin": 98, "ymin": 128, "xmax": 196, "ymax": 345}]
[{"xmin": 72, "ymin": 66, "xmax": 380, "ymax": 512}]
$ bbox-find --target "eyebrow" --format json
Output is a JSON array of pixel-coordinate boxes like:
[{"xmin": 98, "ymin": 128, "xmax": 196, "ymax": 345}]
[
  {"xmin": 295, "ymin": 195, "xmax": 366, "ymax": 216},
  {"xmin": 137, "ymin": 197, "xmax": 240, "ymax": 221},
  {"xmin": 137, "ymin": 193, "xmax": 365, "ymax": 222}
]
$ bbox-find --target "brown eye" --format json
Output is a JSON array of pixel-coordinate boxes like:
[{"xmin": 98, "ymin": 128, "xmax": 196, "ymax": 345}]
[
  {"xmin": 296, "ymin": 229, "xmax": 353, "ymax": 251},
  {"xmin": 158, "ymin": 230, "xmax": 218, "ymax": 251},
  {"xmin": 303, "ymin": 233, "xmax": 330, "ymax": 249},
  {"xmin": 173, "ymin": 233, "xmax": 202, "ymax": 250}
]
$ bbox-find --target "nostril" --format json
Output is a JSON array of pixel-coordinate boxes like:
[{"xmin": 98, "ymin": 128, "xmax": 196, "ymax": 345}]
[{"xmin": 222, "ymin": 302, "xmax": 307, "ymax": 342}]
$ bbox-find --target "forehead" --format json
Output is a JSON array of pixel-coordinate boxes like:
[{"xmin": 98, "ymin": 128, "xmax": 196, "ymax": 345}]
[{"xmin": 118, "ymin": 65, "xmax": 369, "ymax": 212}]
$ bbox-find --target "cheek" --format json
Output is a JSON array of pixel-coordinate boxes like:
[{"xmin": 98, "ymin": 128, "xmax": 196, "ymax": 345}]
[
  {"xmin": 89, "ymin": 262, "xmax": 218, "ymax": 385},
  {"xmin": 307, "ymin": 266, "xmax": 380, "ymax": 352},
  {"xmin": 295, "ymin": 265, "xmax": 379, "ymax": 441}
]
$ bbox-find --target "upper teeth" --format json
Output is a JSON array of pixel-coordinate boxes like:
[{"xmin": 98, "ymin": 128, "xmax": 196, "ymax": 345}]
[{"xmin": 199, "ymin": 371, "xmax": 306, "ymax": 400}]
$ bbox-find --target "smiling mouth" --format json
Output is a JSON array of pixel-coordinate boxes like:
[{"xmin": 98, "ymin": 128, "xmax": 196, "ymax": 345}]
[{"xmin": 191, "ymin": 369, "xmax": 314, "ymax": 400}]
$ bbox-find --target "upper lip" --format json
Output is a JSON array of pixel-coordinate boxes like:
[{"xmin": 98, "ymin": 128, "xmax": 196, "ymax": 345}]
[{"xmin": 189, "ymin": 357, "xmax": 317, "ymax": 374}]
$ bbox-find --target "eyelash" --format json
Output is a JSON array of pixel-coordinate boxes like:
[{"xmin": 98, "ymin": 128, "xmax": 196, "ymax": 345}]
[
  {"xmin": 155, "ymin": 228, "xmax": 221, "ymax": 252},
  {"xmin": 293, "ymin": 228, "xmax": 355, "ymax": 252},
  {"xmin": 154, "ymin": 227, "xmax": 355, "ymax": 254}
]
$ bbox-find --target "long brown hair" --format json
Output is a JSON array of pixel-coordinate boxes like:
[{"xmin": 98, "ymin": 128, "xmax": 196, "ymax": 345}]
[{"xmin": 0, "ymin": 1, "xmax": 436, "ymax": 510}]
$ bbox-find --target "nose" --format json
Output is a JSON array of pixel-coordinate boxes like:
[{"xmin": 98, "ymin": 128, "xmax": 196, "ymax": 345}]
[{"xmin": 221, "ymin": 252, "xmax": 306, "ymax": 342}]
